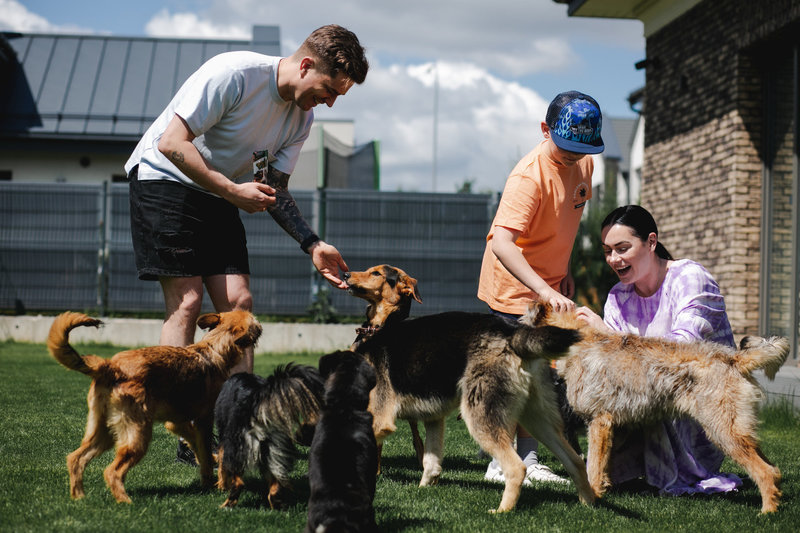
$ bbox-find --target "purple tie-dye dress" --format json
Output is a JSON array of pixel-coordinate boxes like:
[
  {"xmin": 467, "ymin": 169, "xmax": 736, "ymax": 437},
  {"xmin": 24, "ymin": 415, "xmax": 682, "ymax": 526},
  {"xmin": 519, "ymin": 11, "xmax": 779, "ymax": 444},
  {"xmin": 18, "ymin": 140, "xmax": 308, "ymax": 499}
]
[{"xmin": 601, "ymin": 259, "xmax": 743, "ymax": 495}]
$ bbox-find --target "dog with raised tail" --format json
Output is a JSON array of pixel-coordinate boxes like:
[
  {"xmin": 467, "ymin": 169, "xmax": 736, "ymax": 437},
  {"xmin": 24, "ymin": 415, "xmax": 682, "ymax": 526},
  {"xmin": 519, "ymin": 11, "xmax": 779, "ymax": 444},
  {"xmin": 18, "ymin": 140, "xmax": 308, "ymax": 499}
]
[
  {"xmin": 47, "ymin": 310, "xmax": 262, "ymax": 504},
  {"xmin": 525, "ymin": 301, "xmax": 790, "ymax": 514}
]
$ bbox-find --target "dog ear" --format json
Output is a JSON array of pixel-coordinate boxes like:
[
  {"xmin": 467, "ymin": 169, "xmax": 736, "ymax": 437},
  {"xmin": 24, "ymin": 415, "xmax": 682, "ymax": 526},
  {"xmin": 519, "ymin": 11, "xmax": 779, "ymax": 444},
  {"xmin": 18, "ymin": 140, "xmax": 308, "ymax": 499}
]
[
  {"xmin": 318, "ymin": 350, "xmax": 346, "ymax": 379},
  {"xmin": 197, "ymin": 313, "xmax": 222, "ymax": 330},
  {"xmin": 382, "ymin": 265, "xmax": 399, "ymax": 288},
  {"xmin": 400, "ymin": 275, "xmax": 422, "ymax": 304},
  {"xmin": 522, "ymin": 301, "xmax": 548, "ymax": 326}
]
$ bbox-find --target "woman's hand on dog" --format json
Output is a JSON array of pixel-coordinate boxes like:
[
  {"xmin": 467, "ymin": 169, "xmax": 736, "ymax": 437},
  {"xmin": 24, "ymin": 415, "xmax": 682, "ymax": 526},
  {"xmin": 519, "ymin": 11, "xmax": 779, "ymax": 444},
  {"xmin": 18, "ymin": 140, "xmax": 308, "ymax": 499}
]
[
  {"xmin": 310, "ymin": 241, "xmax": 350, "ymax": 289},
  {"xmin": 575, "ymin": 307, "xmax": 612, "ymax": 332}
]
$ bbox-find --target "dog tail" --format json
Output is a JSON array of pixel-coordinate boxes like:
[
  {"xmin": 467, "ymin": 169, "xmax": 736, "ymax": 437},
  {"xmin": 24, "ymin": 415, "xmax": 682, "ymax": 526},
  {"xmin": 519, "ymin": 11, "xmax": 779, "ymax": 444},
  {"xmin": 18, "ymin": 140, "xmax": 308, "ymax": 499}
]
[
  {"xmin": 734, "ymin": 336, "xmax": 790, "ymax": 380},
  {"xmin": 511, "ymin": 324, "xmax": 582, "ymax": 361},
  {"xmin": 46, "ymin": 311, "xmax": 107, "ymax": 377},
  {"xmin": 256, "ymin": 363, "xmax": 325, "ymax": 446}
]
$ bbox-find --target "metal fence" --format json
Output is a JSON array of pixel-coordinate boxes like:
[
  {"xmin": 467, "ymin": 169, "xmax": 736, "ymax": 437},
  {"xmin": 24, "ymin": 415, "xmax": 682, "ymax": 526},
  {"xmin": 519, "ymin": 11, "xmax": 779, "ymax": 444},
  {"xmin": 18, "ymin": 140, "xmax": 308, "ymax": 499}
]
[{"xmin": 0, "ymin": 182, "xmax": 496, "ymax": 318}]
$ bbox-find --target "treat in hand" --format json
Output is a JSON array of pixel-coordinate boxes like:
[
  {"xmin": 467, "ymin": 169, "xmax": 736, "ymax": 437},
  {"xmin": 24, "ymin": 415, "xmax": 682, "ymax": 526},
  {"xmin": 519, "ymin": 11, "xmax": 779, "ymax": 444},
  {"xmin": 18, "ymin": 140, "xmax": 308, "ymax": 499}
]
[{"xmin": 253, "ymin": 150, "xmax": 268, "ymax": 183}]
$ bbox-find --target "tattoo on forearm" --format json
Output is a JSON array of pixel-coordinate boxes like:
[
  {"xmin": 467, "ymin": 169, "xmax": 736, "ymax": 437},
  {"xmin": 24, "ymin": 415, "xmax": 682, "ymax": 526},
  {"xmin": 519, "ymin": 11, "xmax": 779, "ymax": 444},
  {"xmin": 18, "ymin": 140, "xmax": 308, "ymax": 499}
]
[
  {"xmin": 170, "ymin": 151, "xmax": 185, "ymax": 164},
  {"xmin": 262, "ymin": 166, "xmax": 316, "ymax": 244}
]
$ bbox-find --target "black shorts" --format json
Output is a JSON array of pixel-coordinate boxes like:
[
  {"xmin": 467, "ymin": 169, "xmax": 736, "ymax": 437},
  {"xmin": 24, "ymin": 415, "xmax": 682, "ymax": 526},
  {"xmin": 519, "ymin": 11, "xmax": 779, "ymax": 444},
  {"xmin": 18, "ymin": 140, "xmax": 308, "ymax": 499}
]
[{"xmin": 128, "ymin": 167, "xmax": 249, "ymax": 281}]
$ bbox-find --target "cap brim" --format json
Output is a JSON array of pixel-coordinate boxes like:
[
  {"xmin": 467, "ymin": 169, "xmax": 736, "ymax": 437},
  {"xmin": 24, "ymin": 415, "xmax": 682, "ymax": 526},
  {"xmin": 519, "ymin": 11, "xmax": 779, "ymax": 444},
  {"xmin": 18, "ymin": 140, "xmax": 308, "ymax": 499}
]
[{"xmin": 551, "ymin": 133, "xmax": 605, "ymax": 155}]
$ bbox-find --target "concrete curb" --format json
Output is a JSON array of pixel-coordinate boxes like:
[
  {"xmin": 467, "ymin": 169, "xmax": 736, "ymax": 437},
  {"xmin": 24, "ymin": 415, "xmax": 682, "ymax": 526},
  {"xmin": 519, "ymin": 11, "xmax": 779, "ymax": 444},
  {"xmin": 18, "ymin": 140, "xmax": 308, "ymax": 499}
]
[
  {"xmin": 3, "ymin": 315, "xmax": 797, "ymax": 407},
  {"xmin": 0, "ymin": 315, "xmax": 357, "ymax": 355}
]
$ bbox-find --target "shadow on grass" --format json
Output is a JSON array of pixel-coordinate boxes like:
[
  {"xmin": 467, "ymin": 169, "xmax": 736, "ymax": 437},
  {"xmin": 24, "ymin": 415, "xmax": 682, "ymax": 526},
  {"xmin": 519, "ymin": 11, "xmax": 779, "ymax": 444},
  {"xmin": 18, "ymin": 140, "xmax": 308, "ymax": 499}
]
[
  {"xmin": 598, "ymin": 475, "xmax": 765, "ymax": 516},
  {"xmin": 379, "ymin": 516, "xmax": 438, "ymax": 532}
]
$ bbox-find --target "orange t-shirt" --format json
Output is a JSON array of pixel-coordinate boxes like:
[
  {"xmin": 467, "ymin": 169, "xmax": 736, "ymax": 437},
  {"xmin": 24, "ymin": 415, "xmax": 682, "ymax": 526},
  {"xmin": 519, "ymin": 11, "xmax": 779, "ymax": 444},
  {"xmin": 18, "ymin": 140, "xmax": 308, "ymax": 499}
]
[{"xmin": 477, "ymin": 140, "xmax": 593, "ymax": 314}]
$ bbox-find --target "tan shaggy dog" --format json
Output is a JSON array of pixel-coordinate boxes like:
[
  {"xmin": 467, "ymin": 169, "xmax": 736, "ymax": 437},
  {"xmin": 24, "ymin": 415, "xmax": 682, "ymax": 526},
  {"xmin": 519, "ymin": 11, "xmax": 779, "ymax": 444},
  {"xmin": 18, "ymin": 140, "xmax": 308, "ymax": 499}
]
[
  {"xmin": 47, "ymin": 310, "xmax": 262, "ymax": 503},
  {"xmin": 524, "ymin": 302, "xmax": 789, "ymax": 513}
]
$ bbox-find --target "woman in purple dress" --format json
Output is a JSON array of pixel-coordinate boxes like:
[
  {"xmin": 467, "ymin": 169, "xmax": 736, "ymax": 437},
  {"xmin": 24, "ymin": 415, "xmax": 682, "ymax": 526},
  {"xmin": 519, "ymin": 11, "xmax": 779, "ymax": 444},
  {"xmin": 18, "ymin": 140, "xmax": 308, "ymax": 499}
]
[{"xmin": 576, "ymin": 204, "xmax": 742, "ymax": 495}]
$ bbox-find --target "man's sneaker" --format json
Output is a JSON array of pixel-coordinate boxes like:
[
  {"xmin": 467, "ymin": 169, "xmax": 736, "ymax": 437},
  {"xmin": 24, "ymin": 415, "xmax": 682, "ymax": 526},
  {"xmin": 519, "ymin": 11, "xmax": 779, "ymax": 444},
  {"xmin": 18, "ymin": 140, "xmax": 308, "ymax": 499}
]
[
  {"xmin": 525, "ymin": 463, "xmax": 570, "ymax": 484},
  {"xmin": 175, "ymin": 439, "xmax": 198, "ymax": 466}
]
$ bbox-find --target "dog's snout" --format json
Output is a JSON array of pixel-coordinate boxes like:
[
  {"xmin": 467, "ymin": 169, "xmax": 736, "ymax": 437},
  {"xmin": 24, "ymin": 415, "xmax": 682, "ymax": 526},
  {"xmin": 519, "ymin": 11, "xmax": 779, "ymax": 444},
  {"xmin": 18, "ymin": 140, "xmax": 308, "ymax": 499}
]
[{"xmin": 343, "ymin": 272, "xmax": 351, "ymax": 281}]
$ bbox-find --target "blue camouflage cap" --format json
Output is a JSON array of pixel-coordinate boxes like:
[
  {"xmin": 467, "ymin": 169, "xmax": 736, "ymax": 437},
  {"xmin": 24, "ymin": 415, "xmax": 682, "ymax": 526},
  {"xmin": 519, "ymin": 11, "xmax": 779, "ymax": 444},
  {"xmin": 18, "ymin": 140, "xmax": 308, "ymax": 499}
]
[{"xmin": 546, "ymin": 91, "xmax": 604, "ymax": 155}]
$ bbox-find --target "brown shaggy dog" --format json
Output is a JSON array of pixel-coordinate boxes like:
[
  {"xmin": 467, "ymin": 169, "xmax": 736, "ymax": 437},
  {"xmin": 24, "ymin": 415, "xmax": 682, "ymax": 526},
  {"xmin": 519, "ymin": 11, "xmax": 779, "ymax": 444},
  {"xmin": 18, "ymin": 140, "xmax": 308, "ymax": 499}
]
[
  {"xmin": 525, "ymin": 302, "xmax": 789, "ymax": 513},
  {"xmin": 47, "ymin": 310, "xmax": 262, "ymax": 503},
  {"xmin": 343, "ymin": 264, "xmax": 425, "ymax": 463}
]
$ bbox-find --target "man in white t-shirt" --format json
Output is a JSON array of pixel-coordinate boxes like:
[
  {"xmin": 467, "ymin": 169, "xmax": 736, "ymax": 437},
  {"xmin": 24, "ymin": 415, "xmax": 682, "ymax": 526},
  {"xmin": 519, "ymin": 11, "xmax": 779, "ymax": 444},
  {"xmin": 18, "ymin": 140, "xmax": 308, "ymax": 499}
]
[{"xmin": 125, "ymin": 24, "xmax": 368, "ymax": 375}]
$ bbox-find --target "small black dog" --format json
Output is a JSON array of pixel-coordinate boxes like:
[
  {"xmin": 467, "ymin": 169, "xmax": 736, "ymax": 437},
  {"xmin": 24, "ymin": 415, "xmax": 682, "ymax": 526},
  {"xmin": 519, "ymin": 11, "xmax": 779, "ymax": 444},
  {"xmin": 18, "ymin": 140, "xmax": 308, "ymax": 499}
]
[
  {"xmin": 215, "ymin": 363, "xmax": 324, "ymax": 509},
  {"xmin": 305, "ymin": 350, "xmax": 379, "ymax": 533}
]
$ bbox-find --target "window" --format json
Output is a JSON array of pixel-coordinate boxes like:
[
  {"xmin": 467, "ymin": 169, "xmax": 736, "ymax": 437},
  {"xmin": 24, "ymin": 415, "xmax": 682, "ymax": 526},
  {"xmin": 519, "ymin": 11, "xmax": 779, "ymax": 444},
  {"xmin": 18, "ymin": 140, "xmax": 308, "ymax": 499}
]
[{"xmin": 760, "ymin": 42, "xmax": 799, "ymax": 362}]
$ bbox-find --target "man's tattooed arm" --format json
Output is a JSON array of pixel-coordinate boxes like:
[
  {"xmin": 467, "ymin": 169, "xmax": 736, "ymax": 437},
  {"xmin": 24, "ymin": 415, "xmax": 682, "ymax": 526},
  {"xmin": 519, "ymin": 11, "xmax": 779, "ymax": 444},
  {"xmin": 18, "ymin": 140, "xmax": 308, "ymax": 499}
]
[{"xmin": 260, "ymin": 165, "xmax": 320, "ymax": 253}]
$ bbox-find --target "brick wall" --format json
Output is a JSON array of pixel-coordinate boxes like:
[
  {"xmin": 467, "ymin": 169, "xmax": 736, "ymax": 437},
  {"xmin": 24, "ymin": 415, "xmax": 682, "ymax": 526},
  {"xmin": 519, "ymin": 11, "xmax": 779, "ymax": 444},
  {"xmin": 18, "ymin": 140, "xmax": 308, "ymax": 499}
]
[{"xmin": 641, "ymin": 0, "xmax": 797, "ymax": 335}]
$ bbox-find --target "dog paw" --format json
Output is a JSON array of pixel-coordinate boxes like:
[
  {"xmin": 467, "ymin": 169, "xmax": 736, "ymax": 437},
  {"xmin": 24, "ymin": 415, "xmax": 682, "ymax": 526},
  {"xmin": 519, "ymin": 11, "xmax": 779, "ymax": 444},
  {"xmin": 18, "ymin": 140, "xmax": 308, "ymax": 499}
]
[
  {"xmin": 419, "ymin": 473, "xmax": 441, "ymax": 486},
  {"xmin": 220, "ymin": 498, "xmax": 237, "ymax": 509}
]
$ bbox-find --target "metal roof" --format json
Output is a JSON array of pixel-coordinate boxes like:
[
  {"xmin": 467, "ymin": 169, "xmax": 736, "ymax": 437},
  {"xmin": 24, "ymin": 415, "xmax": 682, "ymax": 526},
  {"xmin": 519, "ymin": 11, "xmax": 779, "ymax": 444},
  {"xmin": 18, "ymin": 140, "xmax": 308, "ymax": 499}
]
[{"xmin": 0, "ymin": 26, "xmax": 280, "ymax": 144}]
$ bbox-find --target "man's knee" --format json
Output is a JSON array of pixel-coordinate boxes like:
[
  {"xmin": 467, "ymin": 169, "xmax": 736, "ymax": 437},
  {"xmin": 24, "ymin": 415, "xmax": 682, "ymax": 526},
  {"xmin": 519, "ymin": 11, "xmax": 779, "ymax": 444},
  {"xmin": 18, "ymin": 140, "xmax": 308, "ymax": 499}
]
[{"xmin": 232, "ymin": 292, "xmax": 253, "ymax": 312}]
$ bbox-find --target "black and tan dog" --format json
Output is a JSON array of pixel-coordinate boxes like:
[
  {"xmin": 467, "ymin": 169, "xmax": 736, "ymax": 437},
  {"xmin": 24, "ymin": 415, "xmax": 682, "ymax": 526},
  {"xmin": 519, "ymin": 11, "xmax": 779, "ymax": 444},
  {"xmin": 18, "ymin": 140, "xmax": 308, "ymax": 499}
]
[
  {"xmin": 47, "ymin": 310, "xmax": 262, "ymax": 503},
  {"xmin": 344, "ymin": 264, "xmax": 423, "ymax": 350},
  {"xmin": 526, "ymin": 302, "xmax": 790, "ymax": 514},
  {"xmin": 214, "ymin": 363, "xmax": 324, "ymax": 509},
  {"xmin": 306, "ymin": 350, "xmax": 379, "ymax": 533},
  {"xmin": 343, "ymin": 264, "xmax": 425, "ymax": 463},
  {"xmin": 348, "ymin": 305, "xmax": 594, "ymax": 513}
]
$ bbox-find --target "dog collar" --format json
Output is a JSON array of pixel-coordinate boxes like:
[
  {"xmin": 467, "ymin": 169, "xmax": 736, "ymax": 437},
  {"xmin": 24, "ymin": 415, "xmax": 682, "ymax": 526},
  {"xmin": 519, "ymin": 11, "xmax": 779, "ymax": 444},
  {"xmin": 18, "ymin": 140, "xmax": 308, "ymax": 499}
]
[{"xmin": 355, "ymin": 325, "xmax": 381, "ymax": 337}]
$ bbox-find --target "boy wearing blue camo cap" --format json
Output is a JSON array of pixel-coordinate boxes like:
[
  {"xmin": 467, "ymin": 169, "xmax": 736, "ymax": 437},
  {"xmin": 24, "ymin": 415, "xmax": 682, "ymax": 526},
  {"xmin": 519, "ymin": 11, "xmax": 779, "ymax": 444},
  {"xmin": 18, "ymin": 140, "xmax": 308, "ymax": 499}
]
[{"xmin": 478, "ymin": 90, "xmax": 603, "ymax": 485}]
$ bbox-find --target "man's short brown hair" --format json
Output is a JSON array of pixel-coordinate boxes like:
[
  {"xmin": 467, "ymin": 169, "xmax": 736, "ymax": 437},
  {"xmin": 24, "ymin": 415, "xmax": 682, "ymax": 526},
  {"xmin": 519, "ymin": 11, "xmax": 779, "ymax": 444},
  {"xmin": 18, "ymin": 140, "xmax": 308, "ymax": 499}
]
[{"xmin": 300, "ymin": 24, "xmax": 369, "ymax": 84}]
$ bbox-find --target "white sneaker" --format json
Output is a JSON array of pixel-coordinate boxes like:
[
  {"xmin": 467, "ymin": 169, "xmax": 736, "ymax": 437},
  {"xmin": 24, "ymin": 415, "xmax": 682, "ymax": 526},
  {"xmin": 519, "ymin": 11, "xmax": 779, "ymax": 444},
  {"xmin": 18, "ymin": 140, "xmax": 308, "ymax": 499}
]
[
  {"xmin": 485, "ymin": 462, "xmax": 534, "ymax": 486},
  {"xmin": 525, "ymin": 463, "xmax": 570, "ymax": 484},
  {"xmin": 484, "ymin": 461, "xmax": 505, "ymax": 483}
]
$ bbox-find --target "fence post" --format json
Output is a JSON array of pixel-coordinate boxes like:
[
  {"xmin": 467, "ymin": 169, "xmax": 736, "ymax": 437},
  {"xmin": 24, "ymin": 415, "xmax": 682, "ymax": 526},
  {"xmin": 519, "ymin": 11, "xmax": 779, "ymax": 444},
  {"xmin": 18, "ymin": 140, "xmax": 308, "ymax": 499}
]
[
  {"xmin": 309, "ymin": 187, "xmax": 327, "ymax": 307},
  {"xmin": 97, "ymin": 181, "xmax": 109, "ymax": 315}
]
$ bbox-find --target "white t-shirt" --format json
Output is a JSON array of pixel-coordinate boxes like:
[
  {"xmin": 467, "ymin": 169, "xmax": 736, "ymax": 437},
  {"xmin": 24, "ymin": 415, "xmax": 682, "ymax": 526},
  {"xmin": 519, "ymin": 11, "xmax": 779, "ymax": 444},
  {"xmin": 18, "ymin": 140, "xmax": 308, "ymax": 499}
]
[{"xmin": 125, "ymin": 51, "xmax": 313, "ymax": 193}]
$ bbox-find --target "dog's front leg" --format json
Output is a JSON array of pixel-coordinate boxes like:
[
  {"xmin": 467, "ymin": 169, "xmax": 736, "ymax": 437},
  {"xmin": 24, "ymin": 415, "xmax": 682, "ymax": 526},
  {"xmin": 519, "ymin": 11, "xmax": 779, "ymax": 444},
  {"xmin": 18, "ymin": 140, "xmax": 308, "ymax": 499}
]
[
  {"xmin": 586, "ymin": 413, "xmax": 614, "ymax": 497},
  {"xmin": 419, "ymin": 419, "xmax": 445, "ymax": 486}
]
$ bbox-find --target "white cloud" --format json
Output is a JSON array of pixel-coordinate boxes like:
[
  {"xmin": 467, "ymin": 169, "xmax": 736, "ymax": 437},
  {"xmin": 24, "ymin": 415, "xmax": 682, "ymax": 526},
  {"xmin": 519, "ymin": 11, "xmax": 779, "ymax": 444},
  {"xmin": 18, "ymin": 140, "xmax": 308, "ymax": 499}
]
[
  {"xmin": 144, "ymin": 9, "xmax": 250, "ymax": 40},
  {"xmin": 1, "ymin": 0, "xmax": 642, "ymax": 192},
  {"xmin": 138, "ymin": 4, "xmax": 565, "ymax": 192},
  {"xmin": 0, "ymin": 0, "xmax": 90, "ymax": 33},
  {"xmin": 317, "ymin": 61, "xmax": 549, "ymax": 192},
  {"xmin": 141, "ymin": 1, "xmax": 642, "ymax": 78}
]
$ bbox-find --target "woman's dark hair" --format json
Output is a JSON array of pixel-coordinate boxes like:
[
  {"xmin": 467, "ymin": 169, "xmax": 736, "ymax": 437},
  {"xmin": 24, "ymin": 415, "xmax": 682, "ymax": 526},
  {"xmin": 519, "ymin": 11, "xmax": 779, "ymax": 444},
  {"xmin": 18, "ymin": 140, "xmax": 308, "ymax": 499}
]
[{"xmin": 601, "ymin": 205, "xmax": 673, "ymax": 260}]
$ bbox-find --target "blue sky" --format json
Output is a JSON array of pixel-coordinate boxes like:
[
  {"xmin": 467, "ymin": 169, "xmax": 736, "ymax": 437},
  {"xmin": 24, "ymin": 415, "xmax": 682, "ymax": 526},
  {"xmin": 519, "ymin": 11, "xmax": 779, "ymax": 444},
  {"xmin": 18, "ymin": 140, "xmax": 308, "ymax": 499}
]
[{"xmin": 3, "ymin": 0, "xmax": 645, "ymax": 192}]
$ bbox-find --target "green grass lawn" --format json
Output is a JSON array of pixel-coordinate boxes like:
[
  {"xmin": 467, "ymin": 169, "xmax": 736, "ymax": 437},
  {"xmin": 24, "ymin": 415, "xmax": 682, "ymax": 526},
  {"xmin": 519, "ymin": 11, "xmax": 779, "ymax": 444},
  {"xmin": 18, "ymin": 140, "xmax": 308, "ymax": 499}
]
[{"xmin": 1, "ymin": 340, "xmax": 797, "ymax": 532}]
